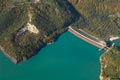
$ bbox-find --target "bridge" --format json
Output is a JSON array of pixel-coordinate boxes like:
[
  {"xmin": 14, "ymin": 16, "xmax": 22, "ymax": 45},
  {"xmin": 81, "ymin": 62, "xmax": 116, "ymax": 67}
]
[{"xmin": 68, "ymin": 26, "xmax": 107, "ymax": 50}]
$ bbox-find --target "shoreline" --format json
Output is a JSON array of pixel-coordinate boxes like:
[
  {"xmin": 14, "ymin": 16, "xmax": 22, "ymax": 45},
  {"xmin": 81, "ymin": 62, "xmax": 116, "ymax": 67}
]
[
  {"xmin": 100, "ymin": 54, "xmax": 104, "ymax": 80},
  {"xmin": 99, "ymin": 44, "xmax": 114, "ymax": 80},
  {"xmin": 0, "ymin": 45, "xmax": 17, "ymax": 64},
  {"xmin": 0, "ymin": 29, "xmax": 67, "ymax": 64},
  {"xmin": 0, "ymin": 28, "xmax": 67, "ymax": 64}
]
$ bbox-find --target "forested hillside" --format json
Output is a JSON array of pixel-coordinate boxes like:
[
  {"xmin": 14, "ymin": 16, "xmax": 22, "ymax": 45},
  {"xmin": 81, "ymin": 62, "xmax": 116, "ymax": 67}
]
[
  {"xmin": 101, "ymin": 47, "xmax": 120, "ymax": 80},
  {"xmin": 0, "ymin": 0, "xmax": 80, "ymax": 62},
  {"xmin": 69, "ymin": 0, "xmax": 120, "ymax": 40}
]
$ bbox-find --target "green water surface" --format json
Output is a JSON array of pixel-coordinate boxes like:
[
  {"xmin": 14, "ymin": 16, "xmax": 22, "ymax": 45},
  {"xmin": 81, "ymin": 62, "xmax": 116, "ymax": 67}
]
[{"xmin": 0, "ymin": 32, "xmax": 104, "ymax": 80}]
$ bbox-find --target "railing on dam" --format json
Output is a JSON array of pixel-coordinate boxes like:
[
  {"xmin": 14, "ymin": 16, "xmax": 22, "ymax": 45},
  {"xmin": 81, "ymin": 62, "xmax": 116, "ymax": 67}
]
[{"xmin": 68, "ymin": 26, "xmax": 107, "ymax": 49}]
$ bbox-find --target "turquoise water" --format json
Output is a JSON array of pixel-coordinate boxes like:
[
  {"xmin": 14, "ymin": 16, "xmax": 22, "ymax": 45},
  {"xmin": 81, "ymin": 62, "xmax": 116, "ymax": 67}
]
[{"xmin": 0, "ymin": 32, "xmax": 103, "ymax": 80}]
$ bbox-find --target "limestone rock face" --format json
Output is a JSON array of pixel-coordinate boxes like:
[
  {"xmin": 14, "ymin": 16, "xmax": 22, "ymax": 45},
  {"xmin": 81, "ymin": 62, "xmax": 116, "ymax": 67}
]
[{"xmin": 25, "ymin": 23, "xmax": 39, "ymax": 34}]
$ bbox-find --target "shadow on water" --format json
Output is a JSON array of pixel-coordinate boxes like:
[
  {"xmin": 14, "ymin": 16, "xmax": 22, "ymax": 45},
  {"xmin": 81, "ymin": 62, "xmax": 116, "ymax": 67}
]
[
  {"xmin": 107, "ymin": 39, "xmax": 120, "ymax": 50},
  {"xmin": 52, "ymin": 0, "xmax": 81, "ymax": 42}
]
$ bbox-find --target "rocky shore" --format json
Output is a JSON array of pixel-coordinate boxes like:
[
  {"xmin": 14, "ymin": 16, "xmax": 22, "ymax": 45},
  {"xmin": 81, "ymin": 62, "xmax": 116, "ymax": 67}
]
[{"xmin": 0, "ymin": 45, "xmax": 17, "ymax": 64}]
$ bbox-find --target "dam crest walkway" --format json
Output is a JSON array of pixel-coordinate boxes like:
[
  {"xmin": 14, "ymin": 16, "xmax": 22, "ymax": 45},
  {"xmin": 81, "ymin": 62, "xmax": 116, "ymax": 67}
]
[{"xmin": 68, "ymin": 26, "xmax": 107, "ymax": 50}]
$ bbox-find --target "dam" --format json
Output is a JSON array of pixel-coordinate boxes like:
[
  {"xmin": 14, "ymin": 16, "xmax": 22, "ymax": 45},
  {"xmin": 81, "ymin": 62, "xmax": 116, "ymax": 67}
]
[{"xmin": 68, "ymin": 26, "xmax": 107, "ymax": 49}]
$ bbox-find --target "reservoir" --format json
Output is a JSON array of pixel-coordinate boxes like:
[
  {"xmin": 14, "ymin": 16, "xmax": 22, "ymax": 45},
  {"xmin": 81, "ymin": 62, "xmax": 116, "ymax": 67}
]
[{"xmin": 0, "ymin": 32, "xmax": 104, "ymax": 80}]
